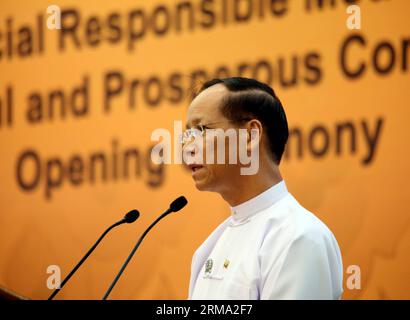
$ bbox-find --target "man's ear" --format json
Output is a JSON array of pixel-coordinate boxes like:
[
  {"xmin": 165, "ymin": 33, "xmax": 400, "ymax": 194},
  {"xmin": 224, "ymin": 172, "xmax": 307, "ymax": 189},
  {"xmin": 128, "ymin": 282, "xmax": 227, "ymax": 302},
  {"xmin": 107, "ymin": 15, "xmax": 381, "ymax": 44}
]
[{"xmin": 246, "ymin": 119, "xmax": 263, "ymax": 151}]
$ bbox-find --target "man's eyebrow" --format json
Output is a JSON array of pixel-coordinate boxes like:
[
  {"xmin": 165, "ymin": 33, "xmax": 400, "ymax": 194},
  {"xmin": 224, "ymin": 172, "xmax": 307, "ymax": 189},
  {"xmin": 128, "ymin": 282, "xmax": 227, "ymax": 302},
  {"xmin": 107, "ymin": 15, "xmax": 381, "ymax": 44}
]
[{"xmin": 185, "ymin": 117, "xmax": 202, "ymax": 129}]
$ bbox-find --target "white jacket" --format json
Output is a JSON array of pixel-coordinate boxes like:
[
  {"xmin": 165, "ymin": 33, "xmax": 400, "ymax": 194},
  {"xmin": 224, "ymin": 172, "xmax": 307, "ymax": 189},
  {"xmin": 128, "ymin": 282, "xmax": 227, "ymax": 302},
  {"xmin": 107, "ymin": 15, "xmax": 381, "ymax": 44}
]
[{"xmin": 188, "ymin": 181, "xmax": 343, "ymax": 300}]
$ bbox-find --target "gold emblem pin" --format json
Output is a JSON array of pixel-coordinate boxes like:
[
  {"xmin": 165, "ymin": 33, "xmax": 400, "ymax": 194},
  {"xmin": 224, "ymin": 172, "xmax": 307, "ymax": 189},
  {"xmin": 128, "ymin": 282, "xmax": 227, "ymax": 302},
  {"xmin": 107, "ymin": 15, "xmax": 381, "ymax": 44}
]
[{"xmin": 223, "ymin": 259, "xmax": 230, "ymax": 269}]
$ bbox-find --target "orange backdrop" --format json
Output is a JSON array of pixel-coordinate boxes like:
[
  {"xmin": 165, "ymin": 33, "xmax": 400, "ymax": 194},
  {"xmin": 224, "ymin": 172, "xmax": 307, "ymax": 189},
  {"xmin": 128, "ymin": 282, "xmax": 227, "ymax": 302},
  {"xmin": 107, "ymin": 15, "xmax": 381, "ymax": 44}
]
[{"xmin": 0, "ymin": 0, "xmax": 409, "ymax": 299}]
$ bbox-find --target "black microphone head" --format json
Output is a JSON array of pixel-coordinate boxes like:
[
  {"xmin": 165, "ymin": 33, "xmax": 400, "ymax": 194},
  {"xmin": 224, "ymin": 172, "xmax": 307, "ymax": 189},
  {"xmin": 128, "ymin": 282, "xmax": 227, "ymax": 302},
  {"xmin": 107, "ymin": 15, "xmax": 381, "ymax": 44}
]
[
  {"xmin": 169, "ymin": 196, "xmax": 188, "ymax": 213},
  {"xmin": 124, "ymin": 210, "xmax": 140, "ymax": 223}
]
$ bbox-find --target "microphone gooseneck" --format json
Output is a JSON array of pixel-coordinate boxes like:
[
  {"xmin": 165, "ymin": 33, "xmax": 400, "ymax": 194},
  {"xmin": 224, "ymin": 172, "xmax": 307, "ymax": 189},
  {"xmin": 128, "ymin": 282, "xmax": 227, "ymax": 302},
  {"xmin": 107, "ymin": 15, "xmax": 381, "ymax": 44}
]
[
  {"xmin": 102, "ymin": 196, "xmax": 188, "ymax": 300},
  {"xmin": 47, "ymin": 209, "xmax": 140, "ymax": 300}
]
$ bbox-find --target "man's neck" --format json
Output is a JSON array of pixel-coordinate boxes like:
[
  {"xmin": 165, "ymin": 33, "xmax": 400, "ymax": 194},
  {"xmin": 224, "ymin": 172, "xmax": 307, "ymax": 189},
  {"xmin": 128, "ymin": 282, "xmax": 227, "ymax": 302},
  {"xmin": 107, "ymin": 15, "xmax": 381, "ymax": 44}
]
[{"xmin": 220, "ymin": 165, "xmax": 283, "ymax": 207}]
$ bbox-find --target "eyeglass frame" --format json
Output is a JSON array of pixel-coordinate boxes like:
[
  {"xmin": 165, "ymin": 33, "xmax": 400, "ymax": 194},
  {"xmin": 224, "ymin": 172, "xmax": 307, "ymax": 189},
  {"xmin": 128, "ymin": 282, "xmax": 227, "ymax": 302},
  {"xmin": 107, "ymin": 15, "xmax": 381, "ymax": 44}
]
[{"xmin": 181, "ymin": 118, "xmax": 252, "ymax": 145}]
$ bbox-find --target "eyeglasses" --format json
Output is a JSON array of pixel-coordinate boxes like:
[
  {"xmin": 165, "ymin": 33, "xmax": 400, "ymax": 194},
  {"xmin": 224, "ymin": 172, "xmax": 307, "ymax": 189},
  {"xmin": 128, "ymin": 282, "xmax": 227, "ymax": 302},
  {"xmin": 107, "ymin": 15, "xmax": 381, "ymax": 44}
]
[{"xmin": 181, "ymin": 118, "xmax": 251, "ymax": 145}]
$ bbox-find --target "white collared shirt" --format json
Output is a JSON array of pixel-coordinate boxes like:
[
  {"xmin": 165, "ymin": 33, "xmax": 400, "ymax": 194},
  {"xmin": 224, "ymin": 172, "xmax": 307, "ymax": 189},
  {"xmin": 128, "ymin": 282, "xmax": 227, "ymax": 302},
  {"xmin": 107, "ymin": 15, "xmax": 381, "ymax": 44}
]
[{"xmin": 189, "ymin": 181, "xmax": 343, "ymax": 300}]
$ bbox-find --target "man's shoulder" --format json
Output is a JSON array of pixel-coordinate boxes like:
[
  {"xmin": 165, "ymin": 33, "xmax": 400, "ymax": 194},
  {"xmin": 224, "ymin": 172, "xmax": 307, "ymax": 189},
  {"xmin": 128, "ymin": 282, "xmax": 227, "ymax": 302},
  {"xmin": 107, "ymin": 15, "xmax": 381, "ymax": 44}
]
[{"xmin": 262, "ymin": 193, "xmax": 337, "ymax": 246}]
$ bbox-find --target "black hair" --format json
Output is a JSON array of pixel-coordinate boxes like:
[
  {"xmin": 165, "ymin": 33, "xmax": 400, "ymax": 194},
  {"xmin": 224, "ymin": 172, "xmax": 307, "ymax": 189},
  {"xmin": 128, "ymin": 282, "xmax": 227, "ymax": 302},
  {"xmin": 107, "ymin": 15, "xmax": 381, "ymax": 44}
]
[{"xmin": 198, "ymin": 77, "xmax": 289, "ymax": 164}]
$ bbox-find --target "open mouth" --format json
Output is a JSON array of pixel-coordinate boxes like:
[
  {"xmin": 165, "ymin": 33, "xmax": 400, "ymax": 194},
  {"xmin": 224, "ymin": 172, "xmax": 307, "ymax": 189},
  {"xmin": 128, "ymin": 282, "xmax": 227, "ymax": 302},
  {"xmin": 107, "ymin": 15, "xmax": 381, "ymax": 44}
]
[{"xmin": 188, "ymin": 164, "xmax": 204, "ymax": 173}]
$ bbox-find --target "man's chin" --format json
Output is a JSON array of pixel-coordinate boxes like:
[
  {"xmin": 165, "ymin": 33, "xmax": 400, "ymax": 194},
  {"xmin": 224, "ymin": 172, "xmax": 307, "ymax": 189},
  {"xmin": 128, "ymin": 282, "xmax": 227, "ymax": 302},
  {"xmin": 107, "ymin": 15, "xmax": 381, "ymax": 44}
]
[
  {"xmin": 193, "ymin": 178, "xmax": 212, "ymax": 192},
  {"xmin": 194, "ymin": 181, "xmax": 207, "ymax": 191}
]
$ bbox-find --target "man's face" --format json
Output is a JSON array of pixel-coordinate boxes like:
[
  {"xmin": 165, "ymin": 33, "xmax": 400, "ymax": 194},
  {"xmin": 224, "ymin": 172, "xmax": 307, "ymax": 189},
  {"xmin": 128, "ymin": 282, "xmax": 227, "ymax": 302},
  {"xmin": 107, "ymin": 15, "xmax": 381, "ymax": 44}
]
[{"xmin": 184, "ymin": 84, "xmax": 242, "ymax": 193}]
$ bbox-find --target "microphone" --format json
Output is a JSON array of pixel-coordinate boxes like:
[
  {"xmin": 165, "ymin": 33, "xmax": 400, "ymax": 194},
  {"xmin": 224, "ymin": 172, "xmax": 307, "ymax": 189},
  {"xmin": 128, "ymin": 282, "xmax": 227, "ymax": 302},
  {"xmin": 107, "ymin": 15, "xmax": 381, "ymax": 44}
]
[
  {"xmin": 102, "ymin": 196, "xmax": 188, "ymax": 300},
  {"xmin": 48, "ymin": 209, "xmax": 140, "ymax": 300}
]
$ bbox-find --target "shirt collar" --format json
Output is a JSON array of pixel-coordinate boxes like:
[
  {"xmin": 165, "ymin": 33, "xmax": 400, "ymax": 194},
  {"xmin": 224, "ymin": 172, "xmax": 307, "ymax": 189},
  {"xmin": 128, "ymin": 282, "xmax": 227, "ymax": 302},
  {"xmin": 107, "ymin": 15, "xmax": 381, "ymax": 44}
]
[{"xmin": 229, "ymin": 180, "xmax": 288, "ymax": 223}]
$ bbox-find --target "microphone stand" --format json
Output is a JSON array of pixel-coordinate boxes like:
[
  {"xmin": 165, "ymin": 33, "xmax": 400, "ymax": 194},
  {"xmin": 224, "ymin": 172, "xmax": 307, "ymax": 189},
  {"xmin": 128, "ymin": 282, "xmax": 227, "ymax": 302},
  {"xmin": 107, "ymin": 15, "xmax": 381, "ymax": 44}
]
[
  {"xmin": 102, "ymin": 209, "xmax": 171, "ymax": 300},
  {"xmin": 48, "ymin": 210, "xmax": 139, "ymax": 300}
]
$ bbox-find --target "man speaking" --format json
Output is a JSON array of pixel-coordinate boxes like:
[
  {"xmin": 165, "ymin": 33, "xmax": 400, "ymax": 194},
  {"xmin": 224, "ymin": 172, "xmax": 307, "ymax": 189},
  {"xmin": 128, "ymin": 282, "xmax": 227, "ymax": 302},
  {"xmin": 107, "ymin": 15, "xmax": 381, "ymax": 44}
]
[{"xmin": 182, "ymin": 77, "xmax": 343, "ymax": 300}]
